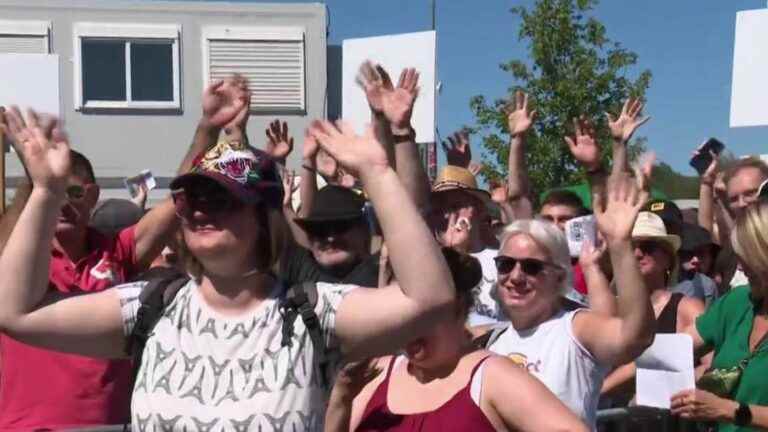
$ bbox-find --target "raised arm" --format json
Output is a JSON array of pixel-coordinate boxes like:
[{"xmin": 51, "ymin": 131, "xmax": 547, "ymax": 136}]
[
  {"xmin": 505, "ymin": 91, "xmax": 536, "ymax": 219},
  {"xmin": 579, "ymin": 239, "xmax": 617, "ymax": 316},
  {"xmin": 133, "ymin": 77, "xmax": 250, "ymax": 268},
  {"xmin": 572, "ymin": 174, "xmax": 656, "ymax": 365},
  {"xmin": 0, "ymin": 106, "xmax": 33, "ymax": 256},
  {"xmin": 606, "ymin": 98, "xmax": 650, "ymax": 177},
  {"xmin": 357, "ymin": 62, "xmax": 430, "ymax": 209},
  {"xmin": 697, "ymin": 148, "xmax": 719, "ymax": 234},
  {"xmin": 309, "ymin": 120, "xmax": 455, "ymax": 361},
  {"xmin": 566, "ymin": 116, "xmax": 607, "ymax": 203},
  {"xmin": 0, "ymin": 110, "xmax": 125, "ymax": 358}
]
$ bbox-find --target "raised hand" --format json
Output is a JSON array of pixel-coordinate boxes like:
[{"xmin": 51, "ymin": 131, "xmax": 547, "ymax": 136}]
[
  {"xmin": 692, "ymin": 145, "xmax": 720, "ymax": 186},
  {"xmin": 632, "ymin": 151, "xmax": 656, "ymax": 193},
  {"xmin": 130, "ymin": 183, "xmax": 148, "ymax": 210},
  {"xmin": 4, "ymin": 107, "xmax": 70, "ymax": 195},
  {"xmin": 308, "ymin": 120, "xmax": 388, "ymax": 179},
  {"xmin": 605, "ymin": 98, "xmax": 650, "ymax": 144},
  {"xmin": 506, "ymin": 90, "xmax": 536, "ymax": 137},
  {"xmin": 265, "ymin": 119, "xmax": 294, "ymax": 163},
  {"xmin": 441, "ymin": 130, "xmax": 472, "ymax": 168},
  {"xmin": 565, "ymin": 116, "xmax": 601, "ymax": 172},
  {"xmin": 281, "ymin": 169, "xmax": 299, "ymax": 209},
  {"xmin": 302, "ymin": 130, "xmax": 320, "ymax": 161},
  {"xmin": 579, "ymin": 238, "xmax": 607, "ymax": 270},
  {"xmin": 489, "ymin": 179, "xmax": 509, "ymax": 204},
  {"xmin": 201, "ymin": 76, "xmax": 249, "ymax": 129},
  {"xmin": 468, "ymin": 162, "xmax": 483, "ymax": 177},
  {"xmin": 356, "ymin": 61, "xmax": 420, "ymax": 130},
  {"xmin": 316, "ymin": 150, "xmax": 339, "ymax": 180},
  {"xmin": 593, "ymin": 173, "xmax": 649, "ymax": 244}
]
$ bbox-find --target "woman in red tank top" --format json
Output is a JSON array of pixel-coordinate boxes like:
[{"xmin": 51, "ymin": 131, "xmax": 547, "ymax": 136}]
[{"xmin": 324, "ymin": 249, "xmax": 588, "ymax": 432}]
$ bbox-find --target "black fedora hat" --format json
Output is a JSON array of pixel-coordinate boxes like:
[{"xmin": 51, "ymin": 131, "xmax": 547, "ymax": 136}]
[{"xmin": 294, "ymin": 185, "xmax": 366, "ymax": 229}]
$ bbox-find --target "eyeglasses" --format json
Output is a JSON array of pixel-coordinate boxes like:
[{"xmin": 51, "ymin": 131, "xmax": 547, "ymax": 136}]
[
  {"xmin": 633, "ymin": 240, "xmax": 662, "ymax": 256},
  {"xmin": 494, "ymin": 255, "xmax": 556, "ymax": 277},
  {"xmin": 171, "ymin": 179, "xmax": 243, "ymax": 219},
  {"xmin": 65, "ymin": 185, "xmax": 86, "ymax": 201},
  {"xmin": 304, "ymin": 220, "xmax": 361, "ymax": 238}
]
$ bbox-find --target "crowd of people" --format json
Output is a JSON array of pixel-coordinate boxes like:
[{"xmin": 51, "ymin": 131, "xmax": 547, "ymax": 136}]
[{"xmin": 0, "ymin": 58, "xmax": 767, "ymax": 432}]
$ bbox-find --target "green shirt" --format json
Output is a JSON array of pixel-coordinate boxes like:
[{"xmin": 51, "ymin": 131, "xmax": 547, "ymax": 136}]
[{"xmin": 696, "ymin": 285, "xmax": 768, "ymax": 432}]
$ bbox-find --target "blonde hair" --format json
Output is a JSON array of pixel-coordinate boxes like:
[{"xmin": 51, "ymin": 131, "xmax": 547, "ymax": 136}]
[
  {"xmin": 499, "ymin": 219, "xmax": 573, "ymax": 294},
  {"xmin": 731, "ymin": 201, "xmax": 768, "ymax": 284}
]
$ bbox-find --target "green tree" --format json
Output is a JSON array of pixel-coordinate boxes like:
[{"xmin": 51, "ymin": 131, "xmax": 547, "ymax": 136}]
[{"xmin": 470, "ymin": 0, "xmax": 652, "ymax": 196}]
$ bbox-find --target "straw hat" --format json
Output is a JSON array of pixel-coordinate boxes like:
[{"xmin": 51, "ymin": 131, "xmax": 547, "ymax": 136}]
[
  {"xmin": 431, "ymin": 165, "xmax": 492, "ymax": 209},
  {"xmin": 632, "ymin": 211, "xmax": 681, "ymax": 285}
]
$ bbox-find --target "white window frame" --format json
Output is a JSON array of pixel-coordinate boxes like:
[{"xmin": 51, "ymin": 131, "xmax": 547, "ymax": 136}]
[
  {"xmin": 201, "ymin": 26, "xmax": 306, "ymax": 112},
  {"xmin": 73, "ymin": 23, "xmax": 181, "ymax": 110},
  {"xmin": 0, "ymin": 19, "xmax": 52, "ymax": 53}
]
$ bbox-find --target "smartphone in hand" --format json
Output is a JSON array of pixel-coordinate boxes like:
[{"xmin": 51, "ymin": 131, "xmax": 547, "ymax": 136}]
[
  {"xmin": 564, "ymin": 215, "xmax": 597, "ymax": 258},
  {"xmin": 690, "ymin": 138, "xmax": 725, "ymax": 175}
]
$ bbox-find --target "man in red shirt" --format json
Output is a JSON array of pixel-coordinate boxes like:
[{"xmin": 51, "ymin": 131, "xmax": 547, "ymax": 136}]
[{"xmin": 0, "ymin": 79, "xmax": 248, "ymax": 430}]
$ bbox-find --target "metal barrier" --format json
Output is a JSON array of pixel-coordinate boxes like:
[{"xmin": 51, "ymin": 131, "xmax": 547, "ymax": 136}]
[
  {"xmin": 596, "ymin": 407, "xmax": 704, "ymax": 432},
  {"xmin": 63, "ymin": 408, "xmax": 706, "ymax": 432}
]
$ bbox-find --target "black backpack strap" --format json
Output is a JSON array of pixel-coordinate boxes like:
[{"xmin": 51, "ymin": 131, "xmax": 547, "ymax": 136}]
[
  {"xmin": 279, "ymin": 281, "xmax": 330, "ymax": 385},
  {"xmin": 125, "ymin": 269, "xmax": 189, "ymax": 389},
  {"xmin": 473, "ymin": 324, "xmax": 510, "ymax": 349}
]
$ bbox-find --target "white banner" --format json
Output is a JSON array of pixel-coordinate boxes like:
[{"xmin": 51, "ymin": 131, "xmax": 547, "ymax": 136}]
[
  {"xmin": 342, "ymin": 31, "xmax": 436, "ymax": 142},
  {"xmin": 730, "ymin": 9, "xmax": 768, "ymax": 127}
]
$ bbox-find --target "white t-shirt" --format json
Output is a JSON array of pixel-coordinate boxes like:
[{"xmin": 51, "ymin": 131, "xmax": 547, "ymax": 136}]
[
  {"xmin": 487, "ymin": 309, "xmax": 608, "ymax": 430},
  {"xmin": 118, "ymin": 279, "xmax": 354, "ymax": 432},
  {"xmin": 468, "ymin": 248, "xmax": 507, "ymax": 325}
]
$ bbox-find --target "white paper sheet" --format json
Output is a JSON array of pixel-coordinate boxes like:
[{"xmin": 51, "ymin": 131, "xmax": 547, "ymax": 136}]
[
  {"xmin": 636, "ymin": 333, "xmax": 695, "ymax": 409},
  {"xmin": 0, "ymin": 54, "xmax": 60, "ymax": 117},
  {"xmin": 730, "ymin": 9, "xmax": 768, "ymax": 127},
  {"xmin": 342, "ymin": 31, "xmax": 436, "ymax": 142}
]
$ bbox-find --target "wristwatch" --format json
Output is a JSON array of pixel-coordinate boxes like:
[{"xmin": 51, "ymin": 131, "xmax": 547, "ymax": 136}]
[{"xmin": 734, "ymin": 403, "xmax": 752, "ymax": 427}]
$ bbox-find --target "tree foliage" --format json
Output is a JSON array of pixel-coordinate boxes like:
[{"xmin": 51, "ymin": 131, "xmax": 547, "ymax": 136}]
[{"xmin": 470, "ymin": 0, "xmax": 652, "ymax": 194}]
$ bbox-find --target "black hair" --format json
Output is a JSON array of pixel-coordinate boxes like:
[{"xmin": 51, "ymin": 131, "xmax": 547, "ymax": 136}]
[
  {"xmin": 441, "ymin": 247, "xmax": 482, "ymax": 318},
  {"xmin": 69, "ymin": 150, "xmax": 96, "ymax": 184}
]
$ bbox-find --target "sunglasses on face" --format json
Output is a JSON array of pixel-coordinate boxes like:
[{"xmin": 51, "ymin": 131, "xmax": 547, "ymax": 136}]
[
  {"xmin": 65, "ymin": 185, "xmax": 87, "ymax": 201},
  {"xmin": 171, "ymin": 180, "xmax": 243, "ymax": 219},
  {"xmin": 633, "ymin": 240, "xmax": 662, "ymax": 256},
  {"xmin": 494, "ymin": 255, "xmax": 555, "ymax": 277},
  {"xmin": 305, "ymin": 220, "xmax": 360, "ymax": 239}
]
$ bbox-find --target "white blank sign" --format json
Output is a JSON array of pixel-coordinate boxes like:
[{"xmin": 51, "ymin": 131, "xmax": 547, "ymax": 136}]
[
  {"xmin": 0, "ymin": 54, "xmax": 60, "ymax": 117},
  {"xmin": 342, "ymin": 31, "xmax": 436, "ymax": 142},
  {"xmin": 730, "ymin": 9, "xmax": 768, "ymax": 128}
]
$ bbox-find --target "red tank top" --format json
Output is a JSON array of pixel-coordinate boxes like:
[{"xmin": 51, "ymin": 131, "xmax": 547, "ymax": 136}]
[{"xmin": 355, "ymin": 355, "xmax": 497, "ymax": 431}]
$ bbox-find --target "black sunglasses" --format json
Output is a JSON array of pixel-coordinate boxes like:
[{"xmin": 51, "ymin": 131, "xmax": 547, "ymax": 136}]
[
  {"xmin": 494, "ymin": 255, "xmax": 555, "ymax": 277},
  {"xmin": 171, "ymin": 179, "xmax": 243, "ymax": 219},
  {"xmin": 304, "ymin": 219, "xmax": 361, "ymax": 238},
  {"xmin": 632, "ymin": 240, "xmax": 662, "ymax": 256}
]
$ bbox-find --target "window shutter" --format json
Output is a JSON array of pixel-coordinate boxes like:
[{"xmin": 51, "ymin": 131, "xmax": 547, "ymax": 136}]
[
  {"xmin": 0, "ymin": 35, "xmax": 47, "ymax": 53},
  {"xmin": 207, "ymin": 38, "xmax": 306, "ymax": 112}
]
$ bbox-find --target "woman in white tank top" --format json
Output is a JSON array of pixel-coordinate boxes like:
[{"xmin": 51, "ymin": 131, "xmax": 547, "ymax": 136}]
[{"xmin": 481, "ymin": 176, "xmax": 657, "ymax": 430}]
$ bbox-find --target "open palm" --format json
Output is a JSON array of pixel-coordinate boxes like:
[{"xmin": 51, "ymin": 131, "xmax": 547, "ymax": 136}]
[
  {"xmin": 6, "ymin": 107, "xmax": 70, "ymax": 194},
  {"xmin": 606, "ymin": 98, "xmax": 650, "ymax": 144},
  {"xmin": 308, "ymin": 120, "xmax": 388, "ymax": 178},
  {"xmin": 202, "ymin": 77, "xmax": 249, "ymax": 128},
  {"xmin": 506, "ymin": 91, "xmax": 536, "ymax": 137},
  {"xmin": 441, "ymin": 130, "xmax": 472, "ymax": 168},
  {"xmin": 565, "ymin": 116, "xmax": 600, "ymax": 171},
  {"xmin": 265, "ymin": 119, "xmax": 294, "ymax": 162}
]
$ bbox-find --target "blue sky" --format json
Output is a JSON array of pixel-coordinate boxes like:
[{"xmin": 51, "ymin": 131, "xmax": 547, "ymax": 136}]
[{"xmin": 217, "ymin": 0, "xmax": 768, "ymax": 175}]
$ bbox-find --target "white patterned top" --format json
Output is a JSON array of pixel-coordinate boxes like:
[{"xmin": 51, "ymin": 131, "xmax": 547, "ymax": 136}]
[{"xmin": 118, "ymin": 279, "xmax": 354, "ymax": 432}]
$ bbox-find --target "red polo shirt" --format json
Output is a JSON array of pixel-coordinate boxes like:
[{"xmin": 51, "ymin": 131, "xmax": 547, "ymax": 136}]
[{"xmin": 0, "ymin": 226, "xmax": 139, "ymax": 431}]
